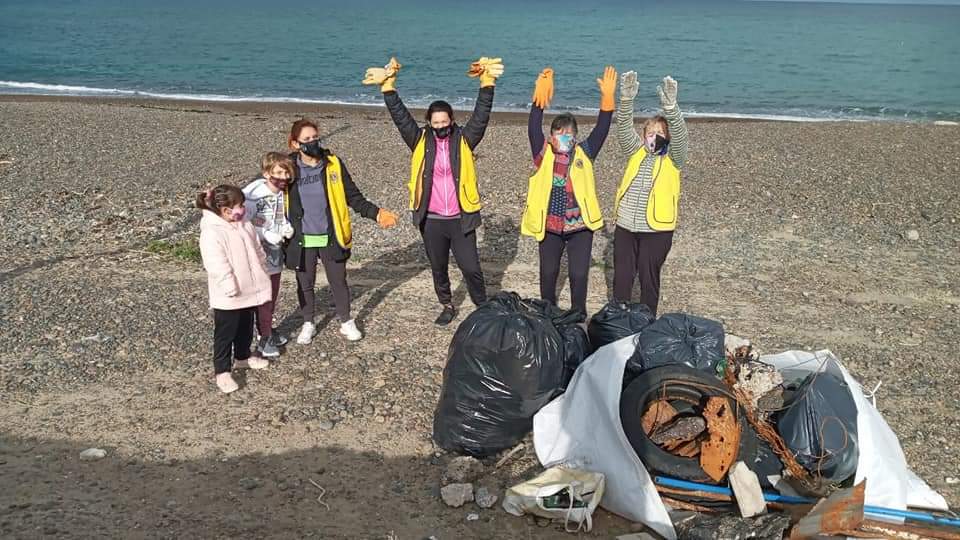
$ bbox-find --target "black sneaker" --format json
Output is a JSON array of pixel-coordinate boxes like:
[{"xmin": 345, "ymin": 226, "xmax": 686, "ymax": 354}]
[{"xmin": 434, "ymin": 304, "xmax": 457, "ymax": 327}]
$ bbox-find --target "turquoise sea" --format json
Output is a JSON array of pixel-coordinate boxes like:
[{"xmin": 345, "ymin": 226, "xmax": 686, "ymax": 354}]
[{"xmin": 1, "ymin": 0, "xmax": 959, "ymax": 121}]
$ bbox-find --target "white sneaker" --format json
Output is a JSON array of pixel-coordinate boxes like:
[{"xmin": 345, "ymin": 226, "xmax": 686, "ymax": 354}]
[
  {"xmin": 216, "ymin": 372, "xmax": 239, "ymax": 394},
  {"xmin": 297, "ymin": 321, "xmax": 317, "ymax": 345},
  {"xmin": 235, "ymin": 356, "xmax": 269, "ymax": 370},
  {"xmin": 339, "ymin": 319, "xmax": 363, "ymax": 341}
]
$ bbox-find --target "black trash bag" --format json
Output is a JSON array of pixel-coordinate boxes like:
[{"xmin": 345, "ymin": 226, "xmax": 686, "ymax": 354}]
[
  {"xmin": 636, "ymin": 313, "xmax": 725, "ymax": 373},
  {"xmin": 558, "ymin": 313, "xmax": 591, "ymax": 391},
  {"xmin": 433, "ymin": 292, "xmax": 587, "ymax": 456},
  {"xmin": 775, "ymin": 361, "xmax": 859, "ymax": 484},
  {"xmin": 587, "ymin": 301, "xmax": 655, "ymax": 350}
]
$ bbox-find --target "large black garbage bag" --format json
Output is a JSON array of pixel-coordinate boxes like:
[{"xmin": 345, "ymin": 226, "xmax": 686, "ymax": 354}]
[
  {"xmin": 433, "ymin": 292, "xmax": 587, "ymax": 456},
  {"xmin": 775, "ymin": 361, "xmax": 859, "ymax": 484},
  {"xmin": 636, "ymin": 313, "xmax": 725, "ymax": 373},
  {"xmin": 587, "ymin": 301, "xmax": 655, "ymax": 350}
]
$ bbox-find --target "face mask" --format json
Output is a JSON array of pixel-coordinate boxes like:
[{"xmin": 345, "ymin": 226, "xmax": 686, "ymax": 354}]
[
  {"xmin": 554, "ymin": 133, "xmax": 574, "ymax": 153},
  {"xmin": 433, "ymin": 125, "xmax": 452, "ymax": 139},
  {"xmin": 299, "ymin": 140, "xmax": 325, "ymax": 158},
  {"xmin": 229, "ymin": 207, "xmax": 245, "ymax": 221},
  {"xmin": 646, "ymin": 133, "xmax": 669, "ymax": 154},
  {"xmin": 268, "ymin": 177, "xmax": 289, "ymax": 190}
]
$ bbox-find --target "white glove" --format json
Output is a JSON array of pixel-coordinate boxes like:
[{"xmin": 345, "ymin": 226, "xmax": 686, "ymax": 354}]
[
  {"xmin": 281, "ymin": 222, "xmax": 295, "ymax": 239},
  {"xmin": 657, "ymin": 76, "xmax": 678, "ymax": 110},
  {"xmin": 620, "ymin": 70, "xmax": 639, "ymax": 101},
  {"xmin": 263, "ymin": 230, "xmax": 283, "ymax": 246}
]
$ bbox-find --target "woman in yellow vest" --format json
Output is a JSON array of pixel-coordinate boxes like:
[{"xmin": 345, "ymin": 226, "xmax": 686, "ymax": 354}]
[
  {"xmin": 521, "ymin": 66, "xmax": 617, "ymax": 316},
  {"xmin": 612, "ymin": 71, "xmax": 689, "ymax": 315},
  {"xmin": 283, "ymin": 118, "xmax": 399, "ymax": 345},
  {"xmin": 362, "ymin": 57, "xmax": 502, "ymax": 326}
]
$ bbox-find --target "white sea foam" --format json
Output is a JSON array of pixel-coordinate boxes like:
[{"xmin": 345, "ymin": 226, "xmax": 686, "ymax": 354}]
[{"xmin": 0, "ymin": 80, "xmax": 950, "ymax": 124}]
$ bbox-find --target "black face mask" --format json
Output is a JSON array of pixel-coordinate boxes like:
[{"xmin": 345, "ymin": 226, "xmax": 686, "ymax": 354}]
[
  {"xmin": 299, "ymin": 140, "xmax": 325, "ymax": 159},
  {"xmin": 653, "ymin": 134, "xmax": 669, "ymax": 154},
  {"xmin": 433, "ymin": 125, "xmax": 452, "ymax": 139}
]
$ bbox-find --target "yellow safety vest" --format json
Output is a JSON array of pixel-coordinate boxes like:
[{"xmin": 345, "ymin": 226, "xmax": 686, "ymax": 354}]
[
  {"xmin": 323, "ymin": 155, "xmax": 353, "ymax": 249},
  {"xmin": 615, "ymin": 147, "xmax": 681, "ymax": 231},
  {"xmin": 521, "ymin": 145, "xmax": 604, "ymax": 241},
  {"xmin": 408, "ymin": 132, "xmax": 482, "ymax": 213}
]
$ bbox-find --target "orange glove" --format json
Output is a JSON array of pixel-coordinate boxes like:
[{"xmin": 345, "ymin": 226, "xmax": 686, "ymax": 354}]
[
  {"xmin": 532, "ymin": 68, "xmax": 554, "ymax": 109},
  {"xmin": 376, "ymin": 208, "xmax": 399, "ymax": 229},
  {"xmin": 597, "ymin": 65, "xmax": 617, "ymax": 111}
]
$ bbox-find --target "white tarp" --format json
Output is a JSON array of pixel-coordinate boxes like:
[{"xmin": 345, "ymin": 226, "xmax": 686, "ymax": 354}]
[{"xmin": 533, "ymin": 340, "xmax": 947, "ymax": 539}]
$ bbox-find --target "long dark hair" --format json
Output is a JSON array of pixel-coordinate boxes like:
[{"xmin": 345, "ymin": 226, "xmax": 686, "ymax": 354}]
[{"xmin": 196, "ymin": 184, "xmax": 244, "ymax": 214}]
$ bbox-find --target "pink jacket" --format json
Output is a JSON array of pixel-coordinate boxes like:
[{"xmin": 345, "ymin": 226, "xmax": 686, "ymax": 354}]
[
  {"xmin": 426, "ymin": 136, "xmax": 461, "ymax": 217},
  {"xmin": 199, "ymin": 210, "xmax": 272, "ymax": 310}
]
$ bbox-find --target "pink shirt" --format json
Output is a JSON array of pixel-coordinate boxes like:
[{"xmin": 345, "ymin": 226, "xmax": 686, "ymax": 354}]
[{"xmin": 427, "ymin": 137, "xmax": 461, "ymax": 217}]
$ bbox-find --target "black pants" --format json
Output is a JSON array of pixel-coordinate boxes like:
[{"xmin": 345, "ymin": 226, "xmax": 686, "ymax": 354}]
[
  {"xmin": 212, "ymin": 307, "xmax": 255, "ymax": 374},
  {"xmin": 421, "ymin": 218, "xmax": 487, "ymax": 306},
  {"xmin": 538, "ymin": 230, "xmax": 594, "ymax": 316},
  {"xmin": 296, "ymin": 247, "xmax": 351, "ymax": 323},
  {"xmin": 613, "ymin": 226, "xmax": 674, "ymax": 315}
]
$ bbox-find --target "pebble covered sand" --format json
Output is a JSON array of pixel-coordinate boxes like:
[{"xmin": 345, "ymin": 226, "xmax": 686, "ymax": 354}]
[{"xmin": 0, "ymin": 95, "xmax": 958, "ymax": 538}]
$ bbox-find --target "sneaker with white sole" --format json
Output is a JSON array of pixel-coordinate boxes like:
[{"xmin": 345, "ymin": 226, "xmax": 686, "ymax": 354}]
[
  {"xmin": 257, "ymin": 336, "xmax": 280, "ymax": 358},
  {"xmin": 339, "ymin": 319, "xmax": 363, "ymax": 341},
  {"xmin": 270, "ymin": 330, "xmax": 288, "ymax": 347},
  {"xmin": 216, "ymin": 372, "xmax": 239, "ymax": 394},
  {"xmin": 234, "ymin": 356, "xmax": 269, "ymax": 370},
  {"xmin": 297, "ymin": 321, "xmax": 317, "ymax": 345}
]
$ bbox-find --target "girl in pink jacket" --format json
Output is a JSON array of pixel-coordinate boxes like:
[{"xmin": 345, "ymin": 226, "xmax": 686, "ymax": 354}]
[{"xmin": 197, "ymin": 185, "xmax": 273, "ymax": 394}]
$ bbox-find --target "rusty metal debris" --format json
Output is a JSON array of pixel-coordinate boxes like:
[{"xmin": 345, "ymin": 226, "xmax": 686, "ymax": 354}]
[
  {"xmin": 700, "ymin": 397, "xmax": 741, "ymax": 482},
  {"xmin": 651, "ymin": 417, "xmax": 707, "ymax": 447},
  {"xmin": 641, "ymin": 399, "xmax": 678, "ymax": 434},
  {"xmin": 789, "ymin": 482, "xmax": 865, "ymax": 540}
]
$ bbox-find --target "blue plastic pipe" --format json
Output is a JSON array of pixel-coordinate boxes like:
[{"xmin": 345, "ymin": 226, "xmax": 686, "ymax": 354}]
[{"xmin": 653, "ymin": 476, "xmax": 960, "ymax": 528}]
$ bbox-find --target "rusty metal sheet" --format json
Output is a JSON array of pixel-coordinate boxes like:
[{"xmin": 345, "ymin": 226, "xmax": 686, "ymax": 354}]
[
  {"xmin": 651, "ymin": 416, "xmax": 707, "ymax": 446},
  {"xmin": 700, "ymin": 396, "xmax": 740, "ymax": 482},
  {"xmin": 789, "ymin": 481, "xmax": 865, "ymax": 540},
  {"xmin": 641, "ymin": 399, "xmax": 678, "ymax": 434}
]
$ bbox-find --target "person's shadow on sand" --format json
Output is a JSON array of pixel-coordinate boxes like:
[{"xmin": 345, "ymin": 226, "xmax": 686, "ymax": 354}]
[{"xmin": 275, "ymin": 240, "xmax": 425, "ymax": 336}]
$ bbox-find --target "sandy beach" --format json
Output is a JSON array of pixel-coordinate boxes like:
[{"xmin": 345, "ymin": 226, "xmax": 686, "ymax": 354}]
[{"xmin": 1, "ymin": 95, "xmax": 958, "ymax": 538}]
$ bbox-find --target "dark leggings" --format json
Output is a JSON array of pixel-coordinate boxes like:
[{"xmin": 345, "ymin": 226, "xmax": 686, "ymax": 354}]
[
  {"xmin": 538, "ymin": 230, "xmax": 594, "ymax": 316},
  {"xmin": 421, "ymin": 218, "xmax": 487, "ymax": 306},
  {"xmin": 613, "ymin": 226, "xmax": 674, "ymax": 315},
  {"xmin": 255, "ymin": 273, "xmax": 282, "ymax": 337},
  {"xmin": 296, "ymin": 247, "xmax": 351, "ymax": 323},
  {"xmin": 212, "ymin": 307, "xmax": 255, "ymax": 374}
]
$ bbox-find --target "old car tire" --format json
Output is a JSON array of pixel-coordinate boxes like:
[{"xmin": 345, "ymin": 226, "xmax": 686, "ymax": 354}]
[{"xmin": 620, "ymin": 365, "xmax": 758, "ymax": 484}]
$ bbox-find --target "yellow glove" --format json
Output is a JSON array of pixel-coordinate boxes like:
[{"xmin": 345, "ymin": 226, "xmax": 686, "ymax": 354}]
[
  {"xmin": 376, "ymin": 208, "xmax": 399, "ymax": 229},
  {"xmin": 597, "ymin": 65, "xmax": 617, "ymax": 111},
  {"xmin": 467, "ymin": 56, "xmax": 504, "ymax": 88},
  {"xmin": 362, "ymin": 57, "xmax": 402, "ymax": 93},
  {"xmin": 532, "ymin": 67, "xmax": 554, "ymax": 109}
]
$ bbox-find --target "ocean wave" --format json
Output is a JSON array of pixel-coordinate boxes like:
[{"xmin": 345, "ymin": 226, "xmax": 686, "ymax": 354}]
[{"xmin": 1, "ymin": 80, "xmax": 954, "ymax": 124}]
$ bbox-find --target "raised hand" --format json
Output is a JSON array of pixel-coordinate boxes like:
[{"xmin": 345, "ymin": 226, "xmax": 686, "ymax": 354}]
[
  {"xmin": 362, "ymin": 57, "xmax": 402, "ymax": 93},
  {"xmin": 657, "ymin": 75, "xmax": 678, "ymax": 110},
  {"xmin": 532, "ymin": 68, "xmax": 554, "ymax": 109},
  {"xmin": 620, "ymin": 70, "xmax": 639, "ymax": 101},
  {"xmin": 468, "ymin": 57, "xmax": 504, "ymax": 88},
  {"xmin": 597, "ymin": 65, "xmax": 617, "ymax": 111}
]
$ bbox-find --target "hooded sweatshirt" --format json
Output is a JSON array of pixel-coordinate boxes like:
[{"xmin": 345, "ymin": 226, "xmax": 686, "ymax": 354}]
[
  {"xmin": 242, "ymin": 177, "xmax": 290, "ymax": 274},
  {"xmin": 198, "ymin": 209, "xmax": 272, "ymax": 311}
]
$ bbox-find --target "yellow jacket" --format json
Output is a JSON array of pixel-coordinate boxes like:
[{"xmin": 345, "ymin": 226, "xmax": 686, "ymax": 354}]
[
  {"xmin": 615, "ymin": 147, "xmax": 681, "ymax": 231},
  {"xmin": 408, "ymin": 133, "xmax": 482, "ymax": 214},
  {"xmin": 521, "ymin": 145, "xmax": 604, "ymax": 241}
]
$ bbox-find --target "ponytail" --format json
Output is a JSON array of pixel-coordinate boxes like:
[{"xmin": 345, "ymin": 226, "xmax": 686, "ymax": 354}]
[{"xmin": 196, "ymin": 185, "xmax": 244, "ymax": 214}]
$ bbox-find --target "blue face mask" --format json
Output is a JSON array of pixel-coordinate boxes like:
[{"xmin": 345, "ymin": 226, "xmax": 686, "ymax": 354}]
[{"xmin": 554, "ymin": 133, "xmax": 575, "ymax": 153}]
